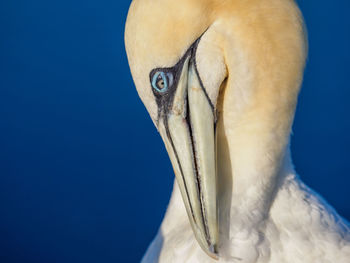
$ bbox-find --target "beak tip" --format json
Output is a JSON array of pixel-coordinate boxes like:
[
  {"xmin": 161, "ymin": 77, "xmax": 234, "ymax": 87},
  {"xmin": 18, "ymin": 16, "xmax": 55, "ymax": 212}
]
[
  {"xmin": 209, "ymin": 244, "xmax": 215, "ymax": 253},
  {"xmin": 206, "ymin": 244, "xmax": 219, "ymax": 260}
]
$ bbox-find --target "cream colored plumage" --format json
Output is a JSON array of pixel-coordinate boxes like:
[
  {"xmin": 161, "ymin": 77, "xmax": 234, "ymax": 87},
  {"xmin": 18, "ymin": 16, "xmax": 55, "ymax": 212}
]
[{"xmin": 124, "ymin": 0, "xmax": 350, "ymax": 262}]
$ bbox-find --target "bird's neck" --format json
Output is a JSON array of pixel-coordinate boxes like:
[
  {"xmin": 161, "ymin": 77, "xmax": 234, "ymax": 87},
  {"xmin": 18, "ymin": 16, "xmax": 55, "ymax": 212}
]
[
  {"xmin": 160, "ymin": 102, "xmax": 297, "ymax": 243},
  {"xmin": 212, "ymin": 64, "xmax": 294, "ymax": 225},
  {"xmin": 215, "ymin": 101, "xmax": 297, "ymax": 254},
  {"xmin": 160, "ymin": 143, "xmax": 299, "ymax": 254}
]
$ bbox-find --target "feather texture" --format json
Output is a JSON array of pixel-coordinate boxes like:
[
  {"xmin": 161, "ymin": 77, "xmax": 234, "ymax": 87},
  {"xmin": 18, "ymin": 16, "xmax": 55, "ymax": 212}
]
[{"xmin": 125, "ymin": 0, "xmax": 350, "ymax": 262}]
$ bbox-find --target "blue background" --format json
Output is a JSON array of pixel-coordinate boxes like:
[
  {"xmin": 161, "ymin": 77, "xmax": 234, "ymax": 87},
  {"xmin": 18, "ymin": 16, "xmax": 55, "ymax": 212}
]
[{"xmin": 0, "ymin": 1, "xmax": 349, "ymax": 262}]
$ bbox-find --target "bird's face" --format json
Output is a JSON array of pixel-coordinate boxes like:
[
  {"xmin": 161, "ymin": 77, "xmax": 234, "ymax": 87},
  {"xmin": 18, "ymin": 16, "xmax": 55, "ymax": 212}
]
[{"xmin": 125, "ymin": 0, "xmax": 227, "ymax": 258}]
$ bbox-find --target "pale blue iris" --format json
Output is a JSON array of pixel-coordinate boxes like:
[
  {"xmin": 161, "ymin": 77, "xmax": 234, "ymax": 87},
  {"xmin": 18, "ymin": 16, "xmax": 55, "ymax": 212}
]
[{"xmin": 152, "ymin": 71, "xmax": 168, "ymax": 92}]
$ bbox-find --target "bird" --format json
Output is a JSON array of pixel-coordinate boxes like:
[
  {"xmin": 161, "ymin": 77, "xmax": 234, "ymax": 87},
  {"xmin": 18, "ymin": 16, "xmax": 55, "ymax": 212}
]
[{"xmin": 124, "ymin": 0, "xmax": 350, "ymax": 262}]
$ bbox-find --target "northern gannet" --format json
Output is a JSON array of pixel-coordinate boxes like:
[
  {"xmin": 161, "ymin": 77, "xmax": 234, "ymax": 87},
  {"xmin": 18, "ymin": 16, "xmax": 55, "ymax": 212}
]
[{"xmin": 124, "ymin": 0, "xmax": 350, "ymax": 262}]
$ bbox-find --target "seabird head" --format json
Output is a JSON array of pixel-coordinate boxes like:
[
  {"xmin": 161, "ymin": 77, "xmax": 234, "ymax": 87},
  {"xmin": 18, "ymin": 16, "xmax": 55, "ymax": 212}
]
[
  {"xmin": 125, "ymin": 0, "xmax": 307, "ymax": 259},
  {"xmin": 125, "ymin": 0, "xmax": 226, "ymax": 258}
]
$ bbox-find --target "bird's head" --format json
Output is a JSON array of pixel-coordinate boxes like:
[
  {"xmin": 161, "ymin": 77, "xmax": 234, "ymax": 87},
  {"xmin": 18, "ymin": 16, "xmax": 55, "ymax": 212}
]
[
  {"xmin": 125, "ymin": 0, "xmax": 226, "ymax": 258},
  {"xmin": 125, "ymin": 0, "xmax": 306, "ymax": 259}
]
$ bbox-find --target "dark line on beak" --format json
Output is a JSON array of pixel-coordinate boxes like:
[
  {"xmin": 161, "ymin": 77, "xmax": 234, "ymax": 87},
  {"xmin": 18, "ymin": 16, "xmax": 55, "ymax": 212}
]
[
  {"xmin": 163, "ymin": 117, "xmax": 197, "ymax": 224},
  {"xmin": 185, "ymin": 96, "xmax": 212, "ymax": 247},
  {"xmin": 152, "ymin": 28, "xmax": 216, "ymax": 249},
  {"xmin": 191, "ymin": 38, "xmax": 217, "ymax": 123}
]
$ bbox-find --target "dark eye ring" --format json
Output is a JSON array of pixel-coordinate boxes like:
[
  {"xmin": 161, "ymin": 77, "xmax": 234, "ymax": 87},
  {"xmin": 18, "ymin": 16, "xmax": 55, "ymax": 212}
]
[{"xmin": 152, "ymin": 71, "xmax": 173, "ymax": 93}]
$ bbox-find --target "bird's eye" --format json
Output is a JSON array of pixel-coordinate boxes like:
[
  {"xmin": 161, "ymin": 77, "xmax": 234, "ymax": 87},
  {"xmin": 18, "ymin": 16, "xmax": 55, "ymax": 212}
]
[{"xmin": 152, "ymin": 71, "xmax": 173, "ymax": 93}]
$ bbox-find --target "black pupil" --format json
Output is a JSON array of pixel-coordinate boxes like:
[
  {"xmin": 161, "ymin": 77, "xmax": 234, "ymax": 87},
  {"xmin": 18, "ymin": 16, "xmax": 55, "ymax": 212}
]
[{"xmin": 157, "ymin": 75, "xmax": 166, "ymax": 90}]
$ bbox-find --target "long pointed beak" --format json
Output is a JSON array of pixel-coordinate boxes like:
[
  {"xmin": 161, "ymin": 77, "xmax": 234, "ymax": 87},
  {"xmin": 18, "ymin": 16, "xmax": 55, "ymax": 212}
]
[{"xmin": 158, "ymin": 56, "xmax": 218, "ymax": 259}]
